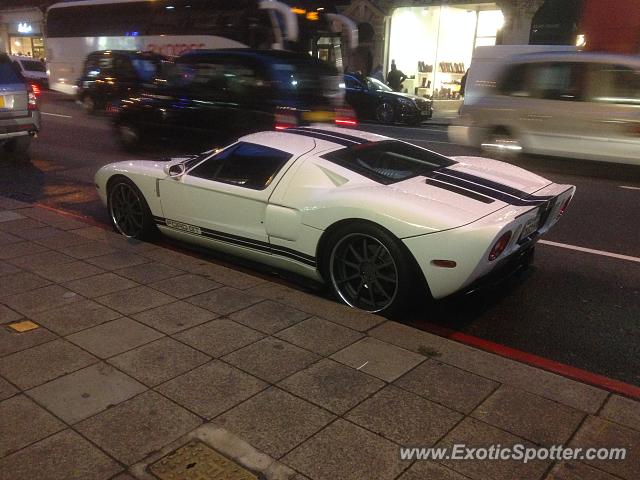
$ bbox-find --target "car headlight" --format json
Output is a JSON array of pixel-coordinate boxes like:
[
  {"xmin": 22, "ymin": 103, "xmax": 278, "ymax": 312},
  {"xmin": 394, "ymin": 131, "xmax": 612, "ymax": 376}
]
[{"xmin": 397, "ymin": 97, "xmax": 417, "ymax": 110}]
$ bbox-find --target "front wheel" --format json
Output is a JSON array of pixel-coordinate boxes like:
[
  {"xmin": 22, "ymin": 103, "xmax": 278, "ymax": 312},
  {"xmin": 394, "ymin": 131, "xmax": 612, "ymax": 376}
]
[
  {"xmin": 375, "ymin": 102, "xmax": 395, "ymax": 124},
  {"xmin": 107, "ymin": 177, "xmax": 156, "ymax": 240},
  {"xmin": 322, "ymin": 222, "xmax": 421, "ymax": 316}
]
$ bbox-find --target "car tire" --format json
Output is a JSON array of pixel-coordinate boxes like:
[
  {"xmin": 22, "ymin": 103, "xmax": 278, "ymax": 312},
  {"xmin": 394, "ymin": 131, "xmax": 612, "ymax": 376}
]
[
  {"xmin": 321, "ymin": 221, "xmax": 421, "ymax": 317},
  {"xmin": 107, "ymin": 176, "xmax": 157, "ymax": 240},
  {"xmin": 82, "ymin": 95, "xmax": 97, "ymax": 114},
  {"xmin": 481, "ymin": 127, "xmax": 522, "ymax": 159},
  {"xmin": 116, "ymin": 123, "xmax": 142, "ymax": 152},
  {"xmin": 4, "ymin": 136, "xmax": 31, "ymax": 162},
  {"xmin": 375, "ymin": 102, "xmax": 395, "ymax": 124}
]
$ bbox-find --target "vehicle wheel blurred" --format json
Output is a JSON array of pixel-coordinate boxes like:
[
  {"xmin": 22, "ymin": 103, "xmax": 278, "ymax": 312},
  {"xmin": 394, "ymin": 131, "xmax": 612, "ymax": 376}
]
[
  {"xmin": 82, "ymin": 95, "xmax": 96, "ymax": 114},
  {"xmin": 481, "ymin": 128, "xmax": 522, "ymax": 159},
  {"xmin": 107, "ymin": 177, "xmax": 156, "ymax": 240},
  {"xmin": 4, "ymin": 136, "xmax": 31, "ymax": 162},
  {"xmin": 375, "ymin": 102, "xmax": 395, "ymax": 124},
  {"xmin": 117, "ymin": 124, "xmax": 142, "ymax": 152},
  {"xmin": 322, "ymin": 221, "xmax": 421, "ymax": 317}
]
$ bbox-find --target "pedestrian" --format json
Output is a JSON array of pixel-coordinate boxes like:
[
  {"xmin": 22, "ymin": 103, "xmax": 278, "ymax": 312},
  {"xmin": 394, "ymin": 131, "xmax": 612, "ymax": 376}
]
[
  {"xmin": 371, "ymin": 64, "xmax": 384, "ymax": 83},
  {"xmin": 387, "ymin": 60, "xmax": 407, "ymax": 92}
]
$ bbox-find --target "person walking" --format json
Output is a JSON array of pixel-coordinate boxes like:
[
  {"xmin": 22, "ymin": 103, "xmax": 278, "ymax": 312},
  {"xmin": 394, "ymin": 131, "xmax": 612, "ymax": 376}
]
[{"xmin": 387, "ymin": 60, "xmax": 407, "ymax": 92}]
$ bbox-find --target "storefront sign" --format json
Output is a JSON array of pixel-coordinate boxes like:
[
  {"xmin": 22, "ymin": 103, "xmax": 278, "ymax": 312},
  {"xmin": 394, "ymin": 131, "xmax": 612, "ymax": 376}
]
[{"xmin": 17, "ymin": 23, "xmax": 33, "ymax": 34}]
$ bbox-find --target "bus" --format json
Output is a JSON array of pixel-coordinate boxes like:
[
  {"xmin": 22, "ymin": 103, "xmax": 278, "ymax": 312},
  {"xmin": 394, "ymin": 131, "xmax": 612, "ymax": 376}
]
[{"xmin": 45, "ymin": 0, "xmax": 357, "ymax": 95}]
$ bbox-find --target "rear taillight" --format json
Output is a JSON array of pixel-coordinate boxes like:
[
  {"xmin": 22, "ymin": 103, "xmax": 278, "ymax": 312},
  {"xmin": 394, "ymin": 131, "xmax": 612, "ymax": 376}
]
[
  {"xmin": 488, "ymin": 231, "xmax": 512, "ymax": 261},
  {"xmin": 335, "ymin": 106, "xmax": 357, "ymax": 127},
  {"xmin": 556, "ymin": 196, "xmax": 572, "ymax": 219},
  {"xmin": 28, "ymin": 91, "xmax": 38, "ymax": 111},
  {"xmin": 30, "ymin": 83, "xmax": 41, "ymax": 97}
]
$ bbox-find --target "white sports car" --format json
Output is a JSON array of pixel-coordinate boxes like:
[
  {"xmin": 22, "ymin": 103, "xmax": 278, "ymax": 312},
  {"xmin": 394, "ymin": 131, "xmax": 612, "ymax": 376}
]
[{"xmin": 95, "ymin": 126, "xmax": 575, "ymax": 315}]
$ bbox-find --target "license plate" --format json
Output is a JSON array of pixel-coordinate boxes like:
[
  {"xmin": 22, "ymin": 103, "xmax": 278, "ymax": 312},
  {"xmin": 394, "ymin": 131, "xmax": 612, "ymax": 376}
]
[
  {"xmin": 520, "ymin": 209, "xmax": 541, "ymax": 241},
  {"xmin": 302, "ymin": 110, "xmax": 335, "ymax": 122},
  {"xmin": 0, "ymin": 96, "xmax": 4, "ymax": 108}
]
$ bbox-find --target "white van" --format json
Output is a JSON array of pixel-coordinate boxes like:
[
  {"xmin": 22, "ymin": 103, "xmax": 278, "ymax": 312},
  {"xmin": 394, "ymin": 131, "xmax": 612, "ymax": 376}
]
[
  {"xmin": 10, "ymin": 56, "xmax": 49, "ymax": 89},
  {"xmin": 449, "ymin": 46, "xmax": 640, "ymax": 165}
]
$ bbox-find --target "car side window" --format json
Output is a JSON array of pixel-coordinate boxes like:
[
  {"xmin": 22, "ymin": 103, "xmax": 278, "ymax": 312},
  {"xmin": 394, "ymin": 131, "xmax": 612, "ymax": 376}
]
[
  {"xmin": 498, "ymin": 63, "xmax": 530, "ymax": 96},
  {"xmin": 587, "ymin": 63, "xmax": 640, "ymax": 105},
  {"xmin": 189, "ymin": 142, "xmax": 292, "ymax": 190},
  {"xmin": 344, "ymin": 75, "xmax": 363, "ymax": 89},
  {"xmin": 528, "ymin": 62, "xmax": 585, "ymax": 101}
]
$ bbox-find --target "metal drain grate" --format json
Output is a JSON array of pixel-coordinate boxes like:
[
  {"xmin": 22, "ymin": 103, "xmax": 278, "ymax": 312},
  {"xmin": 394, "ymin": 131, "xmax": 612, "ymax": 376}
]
[{"xmin": 150, "ymin": 440, "xmax": 258, "ymax": 480}]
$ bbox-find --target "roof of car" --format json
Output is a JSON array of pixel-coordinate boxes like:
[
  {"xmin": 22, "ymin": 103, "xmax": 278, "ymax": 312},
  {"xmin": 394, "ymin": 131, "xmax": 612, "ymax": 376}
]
[
  {"xmin": 240, "ymin": 127, "xmax": 388, "ymax": 154},
  {"xmin": 511, "ymin": 51, "xmax": 640, "ymax": 67}
]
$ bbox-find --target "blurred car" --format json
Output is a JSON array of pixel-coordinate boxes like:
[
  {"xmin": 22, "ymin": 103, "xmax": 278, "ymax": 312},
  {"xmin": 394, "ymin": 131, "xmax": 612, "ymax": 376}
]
[
  {"xmin": 95, "ymin": 126, "xmax": 574, "ymax": 316},
  {"xmin": 10, "ymin": 55, "xmax": 49, "ymax": 89},
  {"xmin": 77, "ymin": 50, "xmax": 167, "ymax": 113},
  {"xmin": 113, "ymin": 49, "xmax": 346, "ymax": 151},
  {"xmin": 449, "ymin": 51, "xmax": 640, "ymax": 165},
  {"xmin": 0, "ymin": 53, "xmax": 40, "ymax": 160},
  {"xmin": 343, "ymin": 74, "xmax": 432, "ymax": 125}
]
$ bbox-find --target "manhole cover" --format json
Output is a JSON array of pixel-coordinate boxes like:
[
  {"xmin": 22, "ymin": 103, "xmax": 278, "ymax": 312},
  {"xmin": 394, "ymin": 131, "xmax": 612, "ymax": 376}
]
[{"xmin": 150, "ymin": 441, "xmax": 258, "ymax": 480}]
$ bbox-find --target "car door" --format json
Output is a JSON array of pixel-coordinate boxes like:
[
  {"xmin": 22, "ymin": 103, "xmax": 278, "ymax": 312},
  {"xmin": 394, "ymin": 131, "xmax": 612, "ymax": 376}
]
[
  {"xmin": 344, "ymin": 74, "xmax": 371, "ymax": 118},
  {"xmin": 158, "ymin": 142, "xmax": 294, "ymax": 248}
]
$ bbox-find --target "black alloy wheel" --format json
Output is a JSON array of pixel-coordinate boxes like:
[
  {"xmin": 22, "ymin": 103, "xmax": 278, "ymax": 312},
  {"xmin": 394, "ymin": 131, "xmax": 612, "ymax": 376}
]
[
  {"xmin": 375, "ymin": 102, "xmax": 395, "ymax": 124},
  {"xmin": 108, "ymin": 178, "xmax": 155, "ymax": 240},
  {"xmin": 324, "ymin": 222, "xmax": 420, "ymax": 315}
]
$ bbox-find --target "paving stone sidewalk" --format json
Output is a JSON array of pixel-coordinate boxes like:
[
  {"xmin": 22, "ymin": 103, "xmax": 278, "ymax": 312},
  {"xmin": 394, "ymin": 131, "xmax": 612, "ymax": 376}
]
[{"xmin": 0, "ymin": 197, "xmax": 638, "ymax": 480}]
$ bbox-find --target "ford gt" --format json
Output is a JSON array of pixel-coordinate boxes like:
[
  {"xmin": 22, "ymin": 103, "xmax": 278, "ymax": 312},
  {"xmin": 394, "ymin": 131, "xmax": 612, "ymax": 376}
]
[{"xmin": 95, "ymin": 126, "xmax": 575, "ymax": 315}]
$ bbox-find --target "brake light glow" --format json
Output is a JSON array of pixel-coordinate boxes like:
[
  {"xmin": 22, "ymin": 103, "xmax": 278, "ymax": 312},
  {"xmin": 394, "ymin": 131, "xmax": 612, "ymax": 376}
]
[
  {"xmin": 27, "ymin": 91, "xmax": 37, "ymax": 111},
  {"xmin": 335, "ymin": 106, "xmax": 357, "ymax": 127},
  {"xmin": 488, "ymin": 231, "xmax": 512, "ymax": 261},
  {"xmin": 30, "ymin": 83, "xmax": 41, "ymax": 97}
]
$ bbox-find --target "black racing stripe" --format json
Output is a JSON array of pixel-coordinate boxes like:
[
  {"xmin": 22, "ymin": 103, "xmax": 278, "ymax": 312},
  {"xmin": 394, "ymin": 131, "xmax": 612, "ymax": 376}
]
[
  {"xmin": 155, "ymin": 217, "xmax": 316, "ymax": 267},
  {"xmin": 425, "ymin": 178, "xmax": 495, "ymax": 204},
  {"xmin": 297, "ymin": 127, "xmax": 372, "ymax": 144},
  {"xmin": 285, "ymin": 129, "xmax": 354, "ymax": 147},
  {"xmin": 441, "ymin": 168, "xmax": 555, "ymax": 201},
  {"xmin": 429, "ymin": 172, "xmax": 548, "ymax": 206}
]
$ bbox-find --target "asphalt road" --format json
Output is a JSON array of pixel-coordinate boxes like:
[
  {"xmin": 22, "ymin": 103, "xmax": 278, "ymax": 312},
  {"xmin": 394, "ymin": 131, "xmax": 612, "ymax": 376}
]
[{"xmin": 2, "ymin": 91, "xmax": 639, "ymax": 387}]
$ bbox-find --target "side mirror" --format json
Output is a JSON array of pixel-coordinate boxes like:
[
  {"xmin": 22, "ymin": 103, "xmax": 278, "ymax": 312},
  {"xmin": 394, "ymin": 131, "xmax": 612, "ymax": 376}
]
[{"xmin": 163, "ymin": 163, "xmax": 186, "ymax": 178}]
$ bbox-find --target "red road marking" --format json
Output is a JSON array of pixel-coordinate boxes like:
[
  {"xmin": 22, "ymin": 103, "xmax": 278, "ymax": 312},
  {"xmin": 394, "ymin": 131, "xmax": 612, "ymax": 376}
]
[
  {"xmin": 415, "ymin": 321, "xmax": 640, "ymax": 400},
  {"xmin": 31, "ymin": 202, "xmax": 640, "ymax": 400}
]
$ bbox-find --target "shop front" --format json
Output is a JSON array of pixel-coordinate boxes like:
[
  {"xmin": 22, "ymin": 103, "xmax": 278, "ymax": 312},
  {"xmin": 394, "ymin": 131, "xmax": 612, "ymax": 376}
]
[
  {"xmin": 387, "ymin": 2, "xmax": 504, "ymax": 115},
  {"xmin": 0, "ymin": 8, "xmax": 45, "ymax": 59}
]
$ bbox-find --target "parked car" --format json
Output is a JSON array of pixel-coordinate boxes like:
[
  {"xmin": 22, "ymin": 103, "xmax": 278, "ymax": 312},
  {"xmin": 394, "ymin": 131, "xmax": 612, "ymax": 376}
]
[
  {"xmin": 0, "ymin": 53, "xmax": 40, "ymax": 160},
  {"xmin": 10, "ymin": 55, "xmax": 49, "ymax": 89},
  {"xmin": 343, "ymin": 74, "xmax": 432, "ymax": 125},
  {"xmin": 76, "ymin": 50, "xmax": 167, "ymax": 113},
  {"xmin": 95, "ymin": 126, "xmax": 574, "ymax": 316},
  {"xmin": 449, "ymin": 50, "xmax": 640, "ymax": 165},
  {"xmin": 113, "ymin": 49, "xmax": 346, "ymax": 151}
]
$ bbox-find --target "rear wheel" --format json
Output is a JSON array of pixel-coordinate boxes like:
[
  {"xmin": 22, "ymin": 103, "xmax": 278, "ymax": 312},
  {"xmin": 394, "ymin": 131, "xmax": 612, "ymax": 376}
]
[
  {"xmin": 375, "ymin": 102, "xmax": 395, "ymax": 124},
  {"xmin": 322, "ymin": 222, "xmax": 420, "ymax": 316},
  {"xmin": 116, "ymin": 123, "xmax": 142, "ymax": 152},
  {"xmin": 481, "ymin": 128, "xmax": 522, "ymax": 159},
  {"xmin": 82, "ymin": 95, "xmax": 97, "ymax": 114},
  {"xmin": 107, "ymin": 177, "xmax": 156, "ymax": 240}
]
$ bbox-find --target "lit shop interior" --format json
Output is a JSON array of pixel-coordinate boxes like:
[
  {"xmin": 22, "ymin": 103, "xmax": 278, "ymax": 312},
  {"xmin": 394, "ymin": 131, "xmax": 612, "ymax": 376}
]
[{"xmin": 388, "ymin": 3, "xmax": 504, "ymax": 112}]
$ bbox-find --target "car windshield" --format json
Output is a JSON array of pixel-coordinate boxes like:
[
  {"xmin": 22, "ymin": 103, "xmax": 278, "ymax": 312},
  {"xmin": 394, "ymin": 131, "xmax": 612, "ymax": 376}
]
[
  {"xmin": 20, "ymin": 60, "xmax": 46, "ymax": 73},
  {"xmin": 366, "ymin": 77, "xmax": 392, "ymax": 92},
  {"xmin": 321, "ymin": 140, "xmax": 456, "ymax": 185}
]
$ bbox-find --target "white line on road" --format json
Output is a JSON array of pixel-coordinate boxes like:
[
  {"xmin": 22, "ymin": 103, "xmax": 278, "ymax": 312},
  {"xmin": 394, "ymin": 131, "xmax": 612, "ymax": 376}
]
[
  {"xmin": 41, "ymin": 112, "xmax": 72, "ymax": 118},
  {"xmin": 620, "ymin": 185, "xmax": 640, "ymax": 191},
  {"xmin": 397, "ymin": 137, "xmax": 455, "ymax": 145},
  {"xmin": 539, "ymin": 240, "xmax": 640, "ymax": 264}
]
